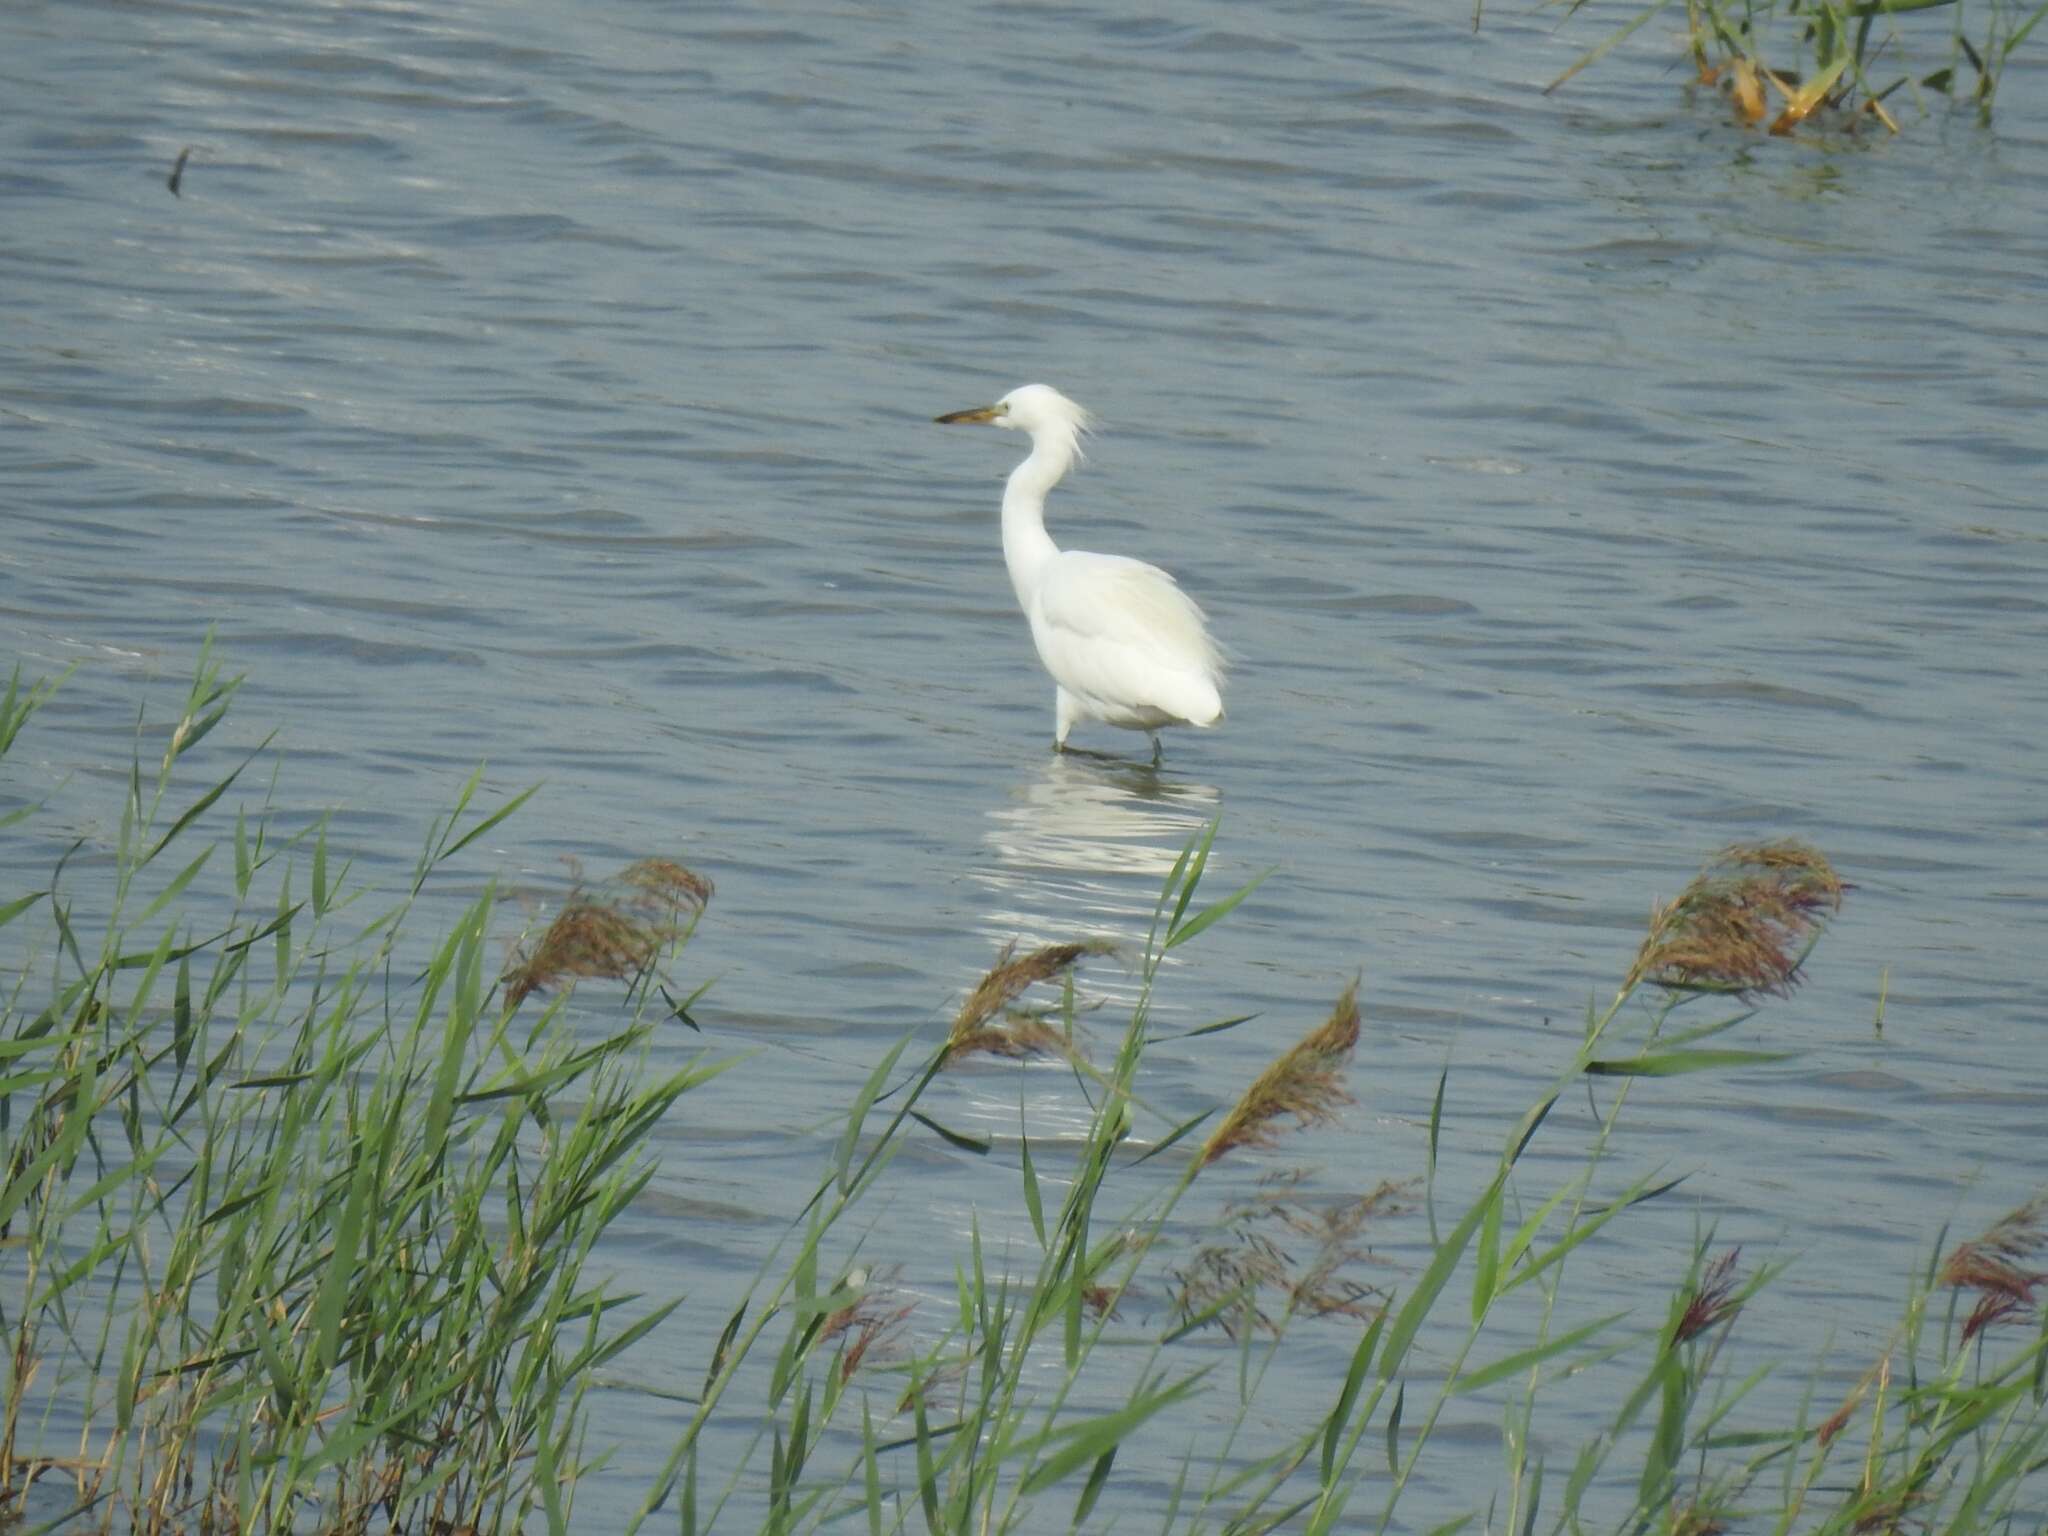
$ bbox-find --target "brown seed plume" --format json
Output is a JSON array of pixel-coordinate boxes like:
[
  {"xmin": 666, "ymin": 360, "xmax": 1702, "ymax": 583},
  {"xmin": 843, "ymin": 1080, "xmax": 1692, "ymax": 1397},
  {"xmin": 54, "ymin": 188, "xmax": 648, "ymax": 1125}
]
[
  {"xmin": 502, "ymin": 857, "xmax": 713, "ymax": 1009},
  {"xmin": 1673, "ymin": 1248, "xmax": 1745, "ymax": 1344},
  {"xmin": 943, "ymin": 940, "xmax": 1113, "ymax": 1063},
  {"xmin": 1196, "ymin": 981, "xmax": 1362, "ymax": 1170},
  {"xmin": 1173, "ymin": 1172, "xmax": 1409, "ymax": 1337},
  {"xmin": 1627, "ymin": 841, "xmax": 1844, "ymax": 1000},
  {"xmin": 1815, "ymin": 1351, "xmax": 1888, "ymax": 1451},
  {"xmin": 1938, "ymin": 1195, "xmax": 2048, "ymax": 1344},
  {"xmin": 821, "ymin": 1278, "xmax": 916, "ymax": 1385}
]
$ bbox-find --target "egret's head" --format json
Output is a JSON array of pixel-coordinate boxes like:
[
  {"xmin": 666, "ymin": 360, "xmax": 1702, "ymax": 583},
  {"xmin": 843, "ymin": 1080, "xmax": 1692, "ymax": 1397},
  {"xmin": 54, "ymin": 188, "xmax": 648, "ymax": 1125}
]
[{"xmin": 936, "ymin": 383, "xmax": 1094, "ymax": 442}]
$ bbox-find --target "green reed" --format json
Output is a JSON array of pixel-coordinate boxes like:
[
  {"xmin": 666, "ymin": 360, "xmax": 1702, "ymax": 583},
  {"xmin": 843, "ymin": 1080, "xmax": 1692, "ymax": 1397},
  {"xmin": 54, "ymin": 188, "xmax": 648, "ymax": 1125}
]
[
  {"xmin": 635, "ymin": 831, "xmax": 2045, "ymax": 1530},
  {"xmin": 3, "ymin": 643, "xmax": 2042, "ymax": 1533},
  {"xmin": 0, "ymin": 642, "xmax": 725, "ymax": 1533}
]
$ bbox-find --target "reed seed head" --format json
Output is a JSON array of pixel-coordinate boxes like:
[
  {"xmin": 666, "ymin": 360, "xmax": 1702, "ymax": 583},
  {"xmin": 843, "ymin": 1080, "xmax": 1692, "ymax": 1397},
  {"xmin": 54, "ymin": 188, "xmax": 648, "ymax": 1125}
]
[
  {"xmin": 1627, "ymin": 841, "xmax": 1844, "ymax": 1000},
  {"xmin": 617, "ymin": 856, "xmax": 715, "ymax": 910},
  {"xmin": 1172, "ymin": 1173, "xmax": 1408, "ymax": 1337},
  {"xmin": 1938, "ymin": 1195, "xmax": 2048, "ymax": 1344},
  {"xmin": 502, "ymin": 857, "xmax": 713, "ymax": 1009},
  {"xmin": 943, "ymin": 939, "xmax": 1114, "ymax": 1064},
  {"xmin": 821, "ymin": 1277, "xmax": 915, "ymax": 1385},
  {"xmin": 1814, "ymin": 1394, "xmax": 1856, "ymax": 1450},
  {"xmin": 1196, "ymin": 980, "xmax": 1361, "ymax": 1169},
  {"xmin": 1673, "ymin": 1247, "xmax": 1745, "ymax": 1344}
]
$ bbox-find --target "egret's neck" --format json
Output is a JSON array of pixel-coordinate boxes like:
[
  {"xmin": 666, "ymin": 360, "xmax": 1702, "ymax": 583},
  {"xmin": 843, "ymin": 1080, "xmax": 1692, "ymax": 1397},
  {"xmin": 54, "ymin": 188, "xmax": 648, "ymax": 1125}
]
[{"xmin": 1001, "ymin": 424, "xmax": 1079, "ymax": 605}]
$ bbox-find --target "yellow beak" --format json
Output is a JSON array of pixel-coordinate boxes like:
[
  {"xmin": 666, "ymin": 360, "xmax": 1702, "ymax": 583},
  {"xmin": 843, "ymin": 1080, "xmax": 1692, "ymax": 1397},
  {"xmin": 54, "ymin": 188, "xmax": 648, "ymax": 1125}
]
[{"xmin": 934, "ymin": 404, "xmax": 1002, "ymax": 425}]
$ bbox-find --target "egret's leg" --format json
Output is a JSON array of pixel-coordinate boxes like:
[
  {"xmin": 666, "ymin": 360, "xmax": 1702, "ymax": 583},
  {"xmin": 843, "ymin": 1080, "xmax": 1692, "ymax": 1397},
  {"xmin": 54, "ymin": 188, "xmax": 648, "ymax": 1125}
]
[{"xmin": 1054, "ymin": 688, "xmax": 1079, "ymax": 753}]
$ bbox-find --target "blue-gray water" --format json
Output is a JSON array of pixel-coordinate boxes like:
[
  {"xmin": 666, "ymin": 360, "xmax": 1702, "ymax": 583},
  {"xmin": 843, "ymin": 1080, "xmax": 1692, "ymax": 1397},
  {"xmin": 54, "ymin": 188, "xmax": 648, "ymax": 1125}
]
[{"xmin": 4, "ymin": 0, "xmax": 2046, "ymax": 1526}]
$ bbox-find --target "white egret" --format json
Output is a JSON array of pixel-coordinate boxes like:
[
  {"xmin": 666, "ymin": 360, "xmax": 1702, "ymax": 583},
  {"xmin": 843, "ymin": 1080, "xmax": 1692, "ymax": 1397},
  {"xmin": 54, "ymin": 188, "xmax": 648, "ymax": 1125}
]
[{"xmin": 935, "ymin": 384, "xmax": 1224, "ymax": 758}]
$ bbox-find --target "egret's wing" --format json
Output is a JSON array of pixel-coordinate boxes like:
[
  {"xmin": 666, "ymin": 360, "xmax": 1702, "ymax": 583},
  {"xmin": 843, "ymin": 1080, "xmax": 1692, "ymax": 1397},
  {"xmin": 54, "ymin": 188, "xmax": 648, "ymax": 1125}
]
[{"xmin": 1032, "ymin": 552, "xmax": 1224, "ymax": 724}]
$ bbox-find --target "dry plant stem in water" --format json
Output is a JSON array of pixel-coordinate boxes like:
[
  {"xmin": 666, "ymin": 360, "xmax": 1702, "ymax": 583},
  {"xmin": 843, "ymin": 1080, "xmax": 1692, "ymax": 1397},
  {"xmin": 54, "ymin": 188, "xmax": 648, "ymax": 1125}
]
[{"xmin": 1543, "ymin": 0, "xmax": 2033, "ymax": 128}]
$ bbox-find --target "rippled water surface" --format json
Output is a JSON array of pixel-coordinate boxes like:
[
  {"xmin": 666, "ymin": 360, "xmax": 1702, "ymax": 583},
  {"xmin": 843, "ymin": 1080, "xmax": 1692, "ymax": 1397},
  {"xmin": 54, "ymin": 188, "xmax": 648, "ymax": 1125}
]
[{"xmin": 5, "ymin": 0, "xmax": 2046, "ymax": 1525}]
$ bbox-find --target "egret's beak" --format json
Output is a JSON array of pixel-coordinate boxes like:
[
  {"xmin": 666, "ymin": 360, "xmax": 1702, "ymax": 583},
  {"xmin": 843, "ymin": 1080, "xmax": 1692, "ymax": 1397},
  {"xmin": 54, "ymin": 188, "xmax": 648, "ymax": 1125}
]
[{"xmin": 935, "ymin": 404, "xmax": 1003, "ymax": 425}]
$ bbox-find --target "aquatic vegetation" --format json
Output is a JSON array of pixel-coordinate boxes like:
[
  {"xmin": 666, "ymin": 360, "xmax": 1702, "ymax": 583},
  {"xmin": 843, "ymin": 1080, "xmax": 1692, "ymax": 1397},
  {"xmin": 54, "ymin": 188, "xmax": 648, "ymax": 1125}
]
[
  {"xmin": 656, "ymin": 804, "xmax": 2040, "ymax": 1534},
  {"xmin": 1671, "ymin": 1246, "xmax": 1748, "ymax": 1343},
  {"xmin": 0, "ymin": 643, "xmax": 727, "ymax": 1533},
  {"xmin": 3, "ymin": 644, "xmax": 2043, "ymax": 1534},
  {"xmin": 1542, "ymin": 0, "xmax": 2047, "ymax": 130}
]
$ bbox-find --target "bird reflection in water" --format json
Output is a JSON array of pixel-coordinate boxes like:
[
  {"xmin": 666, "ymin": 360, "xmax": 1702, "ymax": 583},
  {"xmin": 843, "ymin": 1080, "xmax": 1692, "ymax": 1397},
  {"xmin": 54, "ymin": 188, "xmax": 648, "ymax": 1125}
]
[
  {"xmin": 947, "ymin": 755, "xmax": 1224, "ymax": 1141},
  {"xmin": 976, "ymin": 751, "xmax": 1221, "ymax": 962}
]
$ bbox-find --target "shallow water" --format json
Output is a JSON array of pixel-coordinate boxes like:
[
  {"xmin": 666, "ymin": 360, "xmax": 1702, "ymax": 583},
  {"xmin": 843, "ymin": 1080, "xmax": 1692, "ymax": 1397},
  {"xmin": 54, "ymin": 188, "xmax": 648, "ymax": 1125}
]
[{"xmin": 4, "ymin": 0, "xmax": 2046, "ymax": 1525}]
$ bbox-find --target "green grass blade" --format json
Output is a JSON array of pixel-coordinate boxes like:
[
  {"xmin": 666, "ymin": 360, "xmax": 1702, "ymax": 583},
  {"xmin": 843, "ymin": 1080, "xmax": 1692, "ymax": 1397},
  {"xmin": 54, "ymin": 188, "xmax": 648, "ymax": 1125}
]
[
  {"xmin": 0, "ymin": 890, "xmax": 46, "ymax": 931},
  {"xmin": 1546, "ymin": 0, "xmax": 1676, "ymax": 93},
  {"xmin": 1473, "ymin": 1180, "xmax": 1504, "ymax": 1321},
  {"xmin": 1425, "ymin": 1063, "xmax": 1448, "ymax": 1245},
  {"xmin": 60, "ymin": 1147, "xmax": 164, "ymax": 1219},
  {"xmin": 1449, "ymin": 1311, "xmax": 1629, "ymax": 1396},
  {"xmin": 147, "ymin": 736, "xmax": 271, "ymax": 864},
  {"xmin": 1020, "ymin": 1129, "xmax": 1045, "ymax": 1248},
  {"xmin": 310, "ymin": 1145, "xmax": 375, "ymax": 1379},
  {"xmin": 1321, "ymin": 1313, "xmax": 1385, "ymax": 1485},
  {"xmin": 1165, "ymin": 868, "xmax": 1272, "ymax": 952},
  {"xmin": 1585, "ymin": 1048, "xmax": 1795, "ymax": 1076},
  {"xmin": 1165, "ymin": 1012, "xmax": 1261, "ymax": 1040},
  {"xmin": 1380, "ymin": 1171, "xmax": 1506, "ymax": 1383},
  {"xmin": 0, "ymin": 1042, "xmax": 97, "ymax": 1228},
  {"xmin": 311, "ymin": 818, "xmax": 329, "ymax": 917},
  {"xmin": 908, "ymin": 1110, "xmax": 991, "ymax": 1154},
  {"xmin": 435, "ymin": 779, "xmax": 542, "ymax": 867},
  {"xmin": 1131, "ymin": 1107, "xmax": 1213, "ymax": 1166},
  {"xmin": 1073, "ymin": 1446, "xmax": 1117, "ymax": 1527},
  {"xmin": 234, "ymin": 805, "xmax": 252, "ymax": 898},
  {"xmin": 1016, "ymin": 1372, "xmax": 1208, "ymax": 1495},
  {"xmin": 1384, "ymin": 1381, "xmax": 1404, "ymax": 1477},
  {"xmin": 836, "ymin": 1033, "xmax": 911, "ymax": 1194},
  {"xmin": 137, "ymin": 845, "xmax": 213, "ymax": 929},
  {"xmin": 1165, "ymin": 817, "xmax": 1219, "ymax": 939},
  {"xmin": 862, "ymin": 1400, "xmax": 883, "ymax": 1536}
]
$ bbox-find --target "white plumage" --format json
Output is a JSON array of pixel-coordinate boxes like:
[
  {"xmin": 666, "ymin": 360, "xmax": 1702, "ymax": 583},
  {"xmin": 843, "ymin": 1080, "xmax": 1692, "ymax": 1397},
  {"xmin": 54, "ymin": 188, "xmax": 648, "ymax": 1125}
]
[{"xmin": 936, "ymin": 384, "xmax": 1224, "ymax": 755}]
